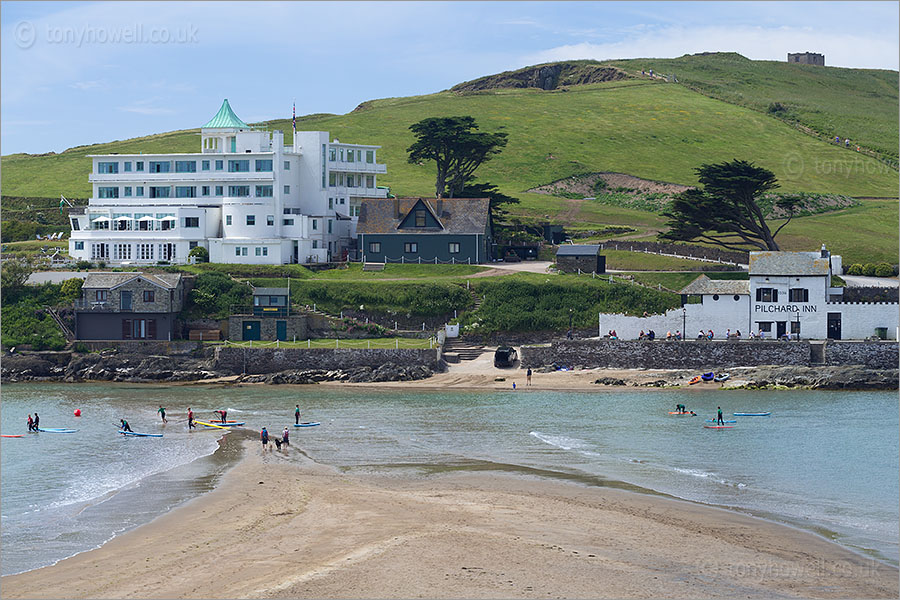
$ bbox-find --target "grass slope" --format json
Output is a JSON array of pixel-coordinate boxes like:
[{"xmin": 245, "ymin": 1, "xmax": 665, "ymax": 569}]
[{"xmin": 602, "ymin": 53, "xmax": 899, "ymax": 162}]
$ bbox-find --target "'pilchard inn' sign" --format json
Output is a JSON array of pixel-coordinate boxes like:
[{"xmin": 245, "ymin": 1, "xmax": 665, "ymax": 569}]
[{"xmin": 755, "ymin": 304, "xmax": 817, "ymax": 313}]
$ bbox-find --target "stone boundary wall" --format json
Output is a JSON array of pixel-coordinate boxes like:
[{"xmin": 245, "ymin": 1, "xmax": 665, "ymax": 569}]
[
  {"xmin": 75, "ymin": 340, "xmax": 205, "ymax": 355},
  {"xmin": 823, "ymin": 341, "xmax": 899, "ymax": 369},
  {"xmin": 519, "ymin": 339, "xmax": 900, "ymax": 369},
  {"xmin": 213, "ymin": 347, "xmax": 440, "ymax": 375}
]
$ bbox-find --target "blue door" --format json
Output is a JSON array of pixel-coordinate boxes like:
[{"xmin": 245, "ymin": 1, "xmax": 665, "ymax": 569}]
[
  {"xmin": 276, "ymin": 320, "xmax": 287, "ymax": 341},
  {"xmin": 243, "ymin": 321, "xmax": 261, "ymax": 341}
]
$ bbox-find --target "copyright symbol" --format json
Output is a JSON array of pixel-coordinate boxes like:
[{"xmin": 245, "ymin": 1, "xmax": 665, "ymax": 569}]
[
  {"xmin": 15, "ymin": 21, "xmax": 36, "ymax": 49},
  {"xmin": 782, "ymin": 152, "xmax": 803, "ymax": 181}
]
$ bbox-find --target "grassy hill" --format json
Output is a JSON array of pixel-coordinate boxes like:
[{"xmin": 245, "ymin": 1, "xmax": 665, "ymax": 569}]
[
  {"xmin": 601, "ymin": 53, "xmax": 899, "ymax": 163},
  {"xmin": 2, "ymin": 55, "xmax": 897, "ymax": 263}
]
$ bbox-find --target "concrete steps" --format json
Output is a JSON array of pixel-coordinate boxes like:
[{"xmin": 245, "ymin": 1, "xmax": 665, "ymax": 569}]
[{"xmin": 442, "ymin": 337, "xmax": 485, "ymax": 361}]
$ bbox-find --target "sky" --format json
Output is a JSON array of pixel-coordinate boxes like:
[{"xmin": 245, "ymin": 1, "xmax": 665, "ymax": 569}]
[{"xmin": 1, "ymin": 1, "xmax": 898, "ymax": 155}]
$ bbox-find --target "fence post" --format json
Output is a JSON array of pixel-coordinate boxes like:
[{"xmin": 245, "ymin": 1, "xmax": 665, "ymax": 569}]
[
  {"xmin": 307, "ymin": 339, "xmax": 310, "ymax": 348},
  {"xmin": 313, "ymin": 303, "xmax": 316, "ymax": 312},
  {"xmin": 434, "ymin": 257, "xmax": 437, "ymax": 264},
  {"xmin": 367, "ymin": 340, "xmax": 370, "ymax": 349},
  {"xmin": 422, "ymin": 322, "xmax": 425, "ymax": 331},
  {"xmin": 336, "ymin": 338, "xmax": 339, "ymax": 349},
  {"xmin": 396, "ymin": 339, "xmax": 399, "ymax": 349},
  {"xmin": 276, "ymin": 340, "xmax": 279, "ymax": 348},
  {"xmin": 249, "ymin": 340, "xmax": 252, "ymax": 348},
  {"xmin": 402, "ymin": 256, "xmax": 405, "ymax": 264},
  {"xmin": 394, "ymin": 321, "xmax": 398, "ymax": 330}
]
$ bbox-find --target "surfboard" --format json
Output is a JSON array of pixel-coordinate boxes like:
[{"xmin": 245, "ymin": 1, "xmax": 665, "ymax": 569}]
[
  {"xmin": 703, "ymin": 425, "xmax": 734, "ymax": 429},
  {"xmin": 36, "ymin": 428, "xmax": 78, "ymax": 433},
  {"xmin": 200, "ymin": 421, "xmax": 244, "ymax": 427},
  {"xmin": 195, "ymin": 420, "xmax": 235, "ymax": 430},
  {"xmin": 668, "ymin": 412, "xmax": 694, "ymax": 415},
  {"xmin": 119, "ymin": 430, "xmax": 163, "ymax": 437},
  {"xmin": 733, "ymin": 412, "xmax": 771, "ymax": 417},
  {"xmin": 705, "ymin": 419, "xmax": 737, "ymax": 423},
  {"xmin": 294, "ymin": 422, "xmax": 320, "ymax": 427},
  {"xmin": 1, "ymin": 434, "xmax": 24, "ymax": 438}
]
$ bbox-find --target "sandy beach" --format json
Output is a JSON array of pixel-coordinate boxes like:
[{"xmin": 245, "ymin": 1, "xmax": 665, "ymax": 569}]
[{"xmin": 3, "ymin": 431, "xmax": 896, "ymax": 599}]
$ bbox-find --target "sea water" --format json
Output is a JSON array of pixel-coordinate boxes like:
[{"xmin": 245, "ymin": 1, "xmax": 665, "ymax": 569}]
[{"xmin": 1, "ymin": 383, "xmax": 897, "ymax": 575}]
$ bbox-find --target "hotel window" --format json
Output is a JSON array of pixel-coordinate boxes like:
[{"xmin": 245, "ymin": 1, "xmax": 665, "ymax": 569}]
[
  {"xmin": 758, "ymin": 322, "xmax": 773, "ymax": 332},
  {"xmin": 284, "ymin": 161, "xmax": 290, "ymax": 170},
  {"xmin": 71, "ymin": 218, "xmax": 80, "ymax": 231},
  {"xmin": 159, "ymin": 216, "xmax": 175, "ymax": 231},
  {"xmin": 242, "ymin": 247, "xmax": 248, "ymax": 256},
  {"xmin": 263, "ymin": 247, "xmax": 268, "ymax": 256},
  {"xmin": 328, "ymin": 198, "xmax": 334, "ymax": 209},
  {"xmin": 92, "ymin": 218, "xmax": 110, "ymax": 230},
  {"xmin": 114, "ymin": 244, "xmax": 132, "ymax": 261},
  {"xmin": 135, "ymin": 161, "xmax": 144, "ymax": 172},
  {"xmin": 346, "ymin": 174, "xmax": 355, "ymax": 187},
  {"xmin": 255, "ymin": 159, "xmax": 273, "ymax": 172},
  {"xmin": 149, "ymin": 161, "xmax": 170, "ymax": 173},
  {"xmin": 228, "ymin": 185, "xmax": 250, "ymax": 197},
  {"xmin": 312, "ymin": 240, "xmax": 318, "ymax": 249},
  {"xmin": 215, "ymin": 186, "xmax": 223, "ymax": 196},
  {"xmin": 228, "ymin": 160, "xmax": 250, "ymax": 172},
  {"xmin": 124, "ymin": 162, "xmax": 132, "ymax": 172},
  {"xmin": 339, "ymin": 148, "xmax": 344, "ymax": 161},
  {"xmin": 246, "ymin": 215, "xmax": 256, "ymax": 226},
  {"xmin": 357, "ymin": 150, "xmax": 362, "ymax": 161},
  {"xmin": 96, "ymin": 290, "xmax": 108, "ymax": 302},
  {"xmin": 215, "ymin": 160, "xmax": 223, "ymax": 171},
  {"xmin": 329, "ymin": 148, "xmax": 336, "ymax": 161},
  {"xmin": 135, "ymin": 186, "xmax": 144, "ymax": 197},
  {"xmin": 312, "ymin": 220, "xmax": 317, "ymax": 230},
  {"xmin": 283, "ymin": 218, "xmax": 294, "ymax": 226},
  {"xmin": 235, "ymin": 247, "xmax": 241, "ymax": 257},
  {"xmin": 366, "ymin": 150, "xmax": 374, "ymax": 163},
  {"xmin": 91, "ymin": 243, "xmax": 109, "ymax": 260},
  {"xmin": 328, "ymin": 220, "xmax": 332, "ymax": 234},
  {"xmin": 255, "ymin": 185, "xmax": 273, "ymax": 198},
  {"xmin": 124, "ymin": 187, "xmax": 132, "ymax": 197},
  {"xmin": 789, "ymin": 288, "xmax": 809, "ymax": 303},
  {"xmin": 175, "ymin": 186, "xmax": 197, "ymax": 198},
  {"xmin": 74, "ymin": 241, "xmax": 84, "ymax": 250},
  {"xmin": 266, "ymin": 215, "xmax": 274, "ymax": 226},
  {"xmin": 143, "ymin": 290, "xmax": 155, "ymax": 303},
  {"xmin": 138, "ymin": 244, "xmax": 154, "ymax": 260},
  {"xmin": 369, "ymin": 242, "xmax": 380, "ymax": 253},
  {"xmin": 366, "ymin": 175, "xmax": 374, "ymax": 188},
  {"xmin": 202, "ymin": 160, "xmax": 210, "ymax": 171},
  {"xmin": 226, "ymin": 215, "xmax": 232, "ymax": 226},
  {"xmin": 449, "ymin": 242, "xmax": 460, "ymax": 254},
  {"xmin": 175, "ymin": 161, "xmax": 197, "ymax": 173},
  {"xmin": 98, "ymin": 162, "xmax": 118, "ymax": 174},
  {"xmin": 347, "ymin": 150, "xmax": 354, "ymax": 163},
  {"xmin": 756, "ymin": 288, "xmax": 778, "ymax": 302},
  {"xmin": 404, "ymin": 242, "xmax": 418, "ymax": 253},
  {"xmin": 99, "ymin": 187, "xmax": 119, "ymax": 199},
  {"xmin": 284, "ymin": 185, "xmax": 290, "ymax": 194},
  {"xmin": 255, "ymin": 247, "xmax": 262, "ymax": 256},
  {"xmin": 415, "ymin": 210, "xmax": 426, "ymax": 227},
  {"xmin": 184, "ymin": 217, "xmax": 200, "ymax": 228},
  {"xmin": 149, "ymin": 186, "xmax": 170, "ymax": 198},
  {"xmin": 201, "ymin": 185, "xmax": 210, "ymax": 196},
  {"xmin": 329, "ymin": 173, "xmax": 336, "ymax": 187},
  {"xmin": 158, "ymin": 243, "xmax": 176, "ymax": 261},
  {"xmin": 189, "ymin": 241, "xmax": 198, "ymax": 249}
]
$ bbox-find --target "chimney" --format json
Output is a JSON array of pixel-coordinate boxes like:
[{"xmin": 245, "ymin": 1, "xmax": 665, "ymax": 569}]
[
  {"xmin": 394, "ymin": 197, "xmax": 400, "ymax": 219},
  {"xmin": 820, "ymin": 243, "xmax": 829, "ymax": 258},
  {"xmin": 436, "ymin": 199, "xmax": 443, "ymax": 217}
]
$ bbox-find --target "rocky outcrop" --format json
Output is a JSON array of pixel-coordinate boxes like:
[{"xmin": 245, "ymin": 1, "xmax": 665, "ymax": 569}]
[
  {"xmin": 720, "ymin": 365, "xmax": 899, "ymax": 390},
  {"xmin": 451, "ymin": 62, "xmax": 627, "ymax": 92},
  {"xmin": 237, "ymin": 363, "xmax": 434, "ymax": 385}
]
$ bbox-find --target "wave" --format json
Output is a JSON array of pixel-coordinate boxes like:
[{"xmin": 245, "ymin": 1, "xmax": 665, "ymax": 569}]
[{"xmin": 529, "ymin": 431, "xmax": 602, "ymax": 457}]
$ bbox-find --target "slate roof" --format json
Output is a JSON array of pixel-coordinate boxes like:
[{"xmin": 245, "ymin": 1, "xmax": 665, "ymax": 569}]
[
  {"xmin": 253, "ymin": 287, "xmax": 289, "ymax": 296},
  {"xmin": 82, "ymin": 272, "xmax": 182, "ymax": 290},
  {"xmin": 749, "ymin": 251, "xmax": 830, "ymax": 276},
  {"xmin": 556, "ymin": 245, "xmax": 601, "ymax": 256},
  {"xmin": 680, "ymin": 275, "xmax": 750, "ymax": 295},
  {"xmin": 356, "ymin": 198, "xmax": 490, "ymax": 235}
]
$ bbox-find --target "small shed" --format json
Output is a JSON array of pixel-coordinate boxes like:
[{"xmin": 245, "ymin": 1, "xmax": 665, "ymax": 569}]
[{"xmin": 556, "ymin": 245, "xmax": 606, "ymax": 274}]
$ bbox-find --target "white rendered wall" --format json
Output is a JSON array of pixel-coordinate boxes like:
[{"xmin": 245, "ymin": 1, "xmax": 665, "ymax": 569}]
[{"xmin": 827, "ymin": 303, "xmax": 900, "ymax": 339}]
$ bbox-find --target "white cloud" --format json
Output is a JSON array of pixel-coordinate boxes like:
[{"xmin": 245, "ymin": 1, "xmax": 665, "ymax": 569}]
[{"xmin": 519, "ymin": 24, "xmax": 899, "ymax": 70}]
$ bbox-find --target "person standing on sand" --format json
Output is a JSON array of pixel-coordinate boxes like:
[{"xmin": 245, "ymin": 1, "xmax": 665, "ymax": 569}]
[
  {"xmin": 717, "ymin": 407, "xmax": 724, "ymax": 426},
  {"xmin": 260, "ymin": 427, "xmax": 269, "ymax": 452},
  {"xmin": 187, "ymin": 408, "xmax": 195, "ymax": 430},
  {"xmin": 282, "ymin": 427, "xmax": 290, "ymax": 446},
  {"xmin": 526, "ymin": 368, "xmax": 532, "ymax": 386},
  {"xmin": 158, "ymin": 406, "xmax": 167, "ymax": 424},
  {"xmin": 295, "ymin": 405, "xmax": 301, "ymax": 425}
]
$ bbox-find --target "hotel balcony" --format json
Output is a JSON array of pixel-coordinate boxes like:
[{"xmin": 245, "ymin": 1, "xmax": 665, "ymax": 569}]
[
  {"xmin": 89, "ymin": 171, "xmax": 275, "ymax": 183},
  {"xmin": 328, "ymin": 161, "xmax": 387, "ymax": 174}
]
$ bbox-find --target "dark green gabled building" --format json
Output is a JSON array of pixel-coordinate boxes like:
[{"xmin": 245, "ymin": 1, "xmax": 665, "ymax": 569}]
[{"xmin": 357, "ymin": 197, "xmax": 492, "ymax": 264}]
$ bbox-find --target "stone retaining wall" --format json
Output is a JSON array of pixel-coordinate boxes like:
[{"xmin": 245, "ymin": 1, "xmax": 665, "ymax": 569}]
[
  {"xmin": 823, "ymin": 341, "xmax": 899, "ymax": 369},
  {"xmin": 75, "ymin": 340, "xmax": 206, "ymax": 355},
  {"xmin": 521, "ymin": 340, "xmax": 808, "ymax": 369},
  {"xmin": 213, "ymin": 346, "xmax": 440, "ymax": 375}
]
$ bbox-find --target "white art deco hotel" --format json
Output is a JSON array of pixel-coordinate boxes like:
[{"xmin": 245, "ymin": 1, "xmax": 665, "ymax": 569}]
[{"xmin": 68, "ymin": 100, "xmax": 387, "ymax": 265}]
